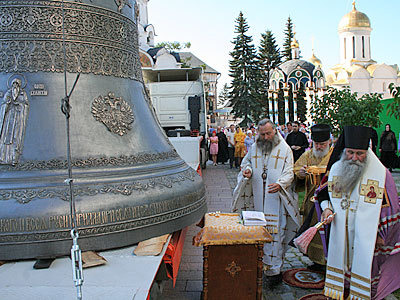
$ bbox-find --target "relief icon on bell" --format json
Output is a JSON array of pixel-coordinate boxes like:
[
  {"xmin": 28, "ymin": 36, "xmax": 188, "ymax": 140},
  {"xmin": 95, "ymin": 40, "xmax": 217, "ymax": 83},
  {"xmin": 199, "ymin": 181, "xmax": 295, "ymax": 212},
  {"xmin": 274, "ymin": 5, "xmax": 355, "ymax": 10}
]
[{"xmin": 0, "ymin": 75, "xmax": 29, "ymax": 166}]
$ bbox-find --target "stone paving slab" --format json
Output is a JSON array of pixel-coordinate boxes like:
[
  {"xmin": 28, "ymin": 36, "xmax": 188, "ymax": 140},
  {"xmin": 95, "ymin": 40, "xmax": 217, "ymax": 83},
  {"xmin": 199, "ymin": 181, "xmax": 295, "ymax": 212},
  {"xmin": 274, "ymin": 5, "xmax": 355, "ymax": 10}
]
[{"xmin": 162, "ymin": 162, "xmax": 400, "ymax": 300}]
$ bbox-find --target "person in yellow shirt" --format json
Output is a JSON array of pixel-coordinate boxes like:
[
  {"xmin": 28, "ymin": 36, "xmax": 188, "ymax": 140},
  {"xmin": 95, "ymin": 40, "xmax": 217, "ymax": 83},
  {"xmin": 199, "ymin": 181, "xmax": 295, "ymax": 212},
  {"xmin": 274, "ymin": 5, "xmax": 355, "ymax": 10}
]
[{"xmin": 234, "ymin": 126, "xmax": 246, "ymax": 168}]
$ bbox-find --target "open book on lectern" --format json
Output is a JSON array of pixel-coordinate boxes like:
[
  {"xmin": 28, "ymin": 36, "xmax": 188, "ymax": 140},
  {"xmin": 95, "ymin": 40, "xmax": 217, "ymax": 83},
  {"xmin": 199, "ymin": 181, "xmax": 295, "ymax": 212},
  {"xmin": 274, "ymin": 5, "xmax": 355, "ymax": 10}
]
[{"xmin": 241, "ymin": 211, "xmax": 267, "ymax": 226}]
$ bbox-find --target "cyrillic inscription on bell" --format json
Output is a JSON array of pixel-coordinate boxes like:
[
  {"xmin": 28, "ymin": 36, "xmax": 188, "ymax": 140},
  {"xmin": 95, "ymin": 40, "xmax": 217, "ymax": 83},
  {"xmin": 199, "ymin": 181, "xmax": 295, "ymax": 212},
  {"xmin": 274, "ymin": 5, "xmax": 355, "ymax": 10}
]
[{"xmin": 0, "ymin": 0, "xmax": 206, "ymax": 260}]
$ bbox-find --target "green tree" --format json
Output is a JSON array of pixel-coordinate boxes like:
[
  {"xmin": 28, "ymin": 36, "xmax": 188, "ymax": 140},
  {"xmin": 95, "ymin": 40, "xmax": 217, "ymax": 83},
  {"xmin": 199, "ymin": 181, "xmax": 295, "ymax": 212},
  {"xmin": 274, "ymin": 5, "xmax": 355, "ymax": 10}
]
[
  {"xmin": 218, "ymin": 83, "xmax": 230, "ymax": 108},
  {"xmin": 277, "ymin": 87, "xmax": 285, "ymax": 125},
  {"xmin": 296, "ymin": 85, "xmax": 307, "ymax": 122},
  {"xmin": 250, "ymin": 63, "xmax": 267, "ymax": 120},
  {"xmin": 310, "ymin": 88, "xmax": 383, "ymax": 136},
  {"xmin": 282, "ymin": 17, "xmax": 294, "ymax": 61},
  {"xmin": 257, "ymin": 30, "xmax": 282, "ymax": 118},
  {"xmin": 228, "ymin": 12, "xmax": 259, "ymax": 123},
  {"xmin": 388, "ymin": 83, "xmax": 400, "ymax": 119},
  {"xmin": 155, "ymin": 41, "xmax": 191, "ymax": 51}
]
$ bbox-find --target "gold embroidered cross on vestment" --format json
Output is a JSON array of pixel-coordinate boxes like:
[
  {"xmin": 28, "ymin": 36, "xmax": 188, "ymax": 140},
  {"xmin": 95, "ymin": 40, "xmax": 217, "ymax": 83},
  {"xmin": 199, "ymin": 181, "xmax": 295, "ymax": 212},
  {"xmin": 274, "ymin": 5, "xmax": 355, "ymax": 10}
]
[
  {"xmin": 328, "ymin": 176, "xmax": 342, "ymax": 198},
  {"xmin": 252, "ymin": 148, "xmax": 262, "ymax": 168},
  {"xmin": 360, "ymin": 179, "xmax": 384, "ymax": 204},
  {"xmin": 271, "ymin": 149, "xmax": 285, "ymax": 169}
]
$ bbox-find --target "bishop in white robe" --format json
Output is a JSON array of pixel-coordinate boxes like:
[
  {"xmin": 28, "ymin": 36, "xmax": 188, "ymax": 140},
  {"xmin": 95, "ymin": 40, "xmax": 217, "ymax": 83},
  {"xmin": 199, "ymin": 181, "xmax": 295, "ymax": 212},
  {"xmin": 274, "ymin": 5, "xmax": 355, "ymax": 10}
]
[
  {"xmin": 232, "ymin": 119, "xmax": 300, "ymax": 279},
  {"xmin": 319, "ymin": 126, "xmax": 400, "ymax": 300}
]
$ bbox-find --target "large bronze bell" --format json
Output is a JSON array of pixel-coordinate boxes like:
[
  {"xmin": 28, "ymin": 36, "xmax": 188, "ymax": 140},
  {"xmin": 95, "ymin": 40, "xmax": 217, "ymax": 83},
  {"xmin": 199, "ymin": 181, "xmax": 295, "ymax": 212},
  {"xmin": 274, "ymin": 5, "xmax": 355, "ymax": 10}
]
[{"xmin": 0, "ymin": 0, "xmax": 206, "ymax": 260}]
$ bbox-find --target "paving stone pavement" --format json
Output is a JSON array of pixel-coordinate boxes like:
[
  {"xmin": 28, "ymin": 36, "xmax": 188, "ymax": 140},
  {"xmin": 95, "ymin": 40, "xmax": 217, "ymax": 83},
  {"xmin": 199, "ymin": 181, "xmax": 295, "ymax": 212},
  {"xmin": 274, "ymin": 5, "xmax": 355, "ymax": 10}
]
[{"xmin": 162, "ymin": 163, "xmax": 400, "ymax": 300}]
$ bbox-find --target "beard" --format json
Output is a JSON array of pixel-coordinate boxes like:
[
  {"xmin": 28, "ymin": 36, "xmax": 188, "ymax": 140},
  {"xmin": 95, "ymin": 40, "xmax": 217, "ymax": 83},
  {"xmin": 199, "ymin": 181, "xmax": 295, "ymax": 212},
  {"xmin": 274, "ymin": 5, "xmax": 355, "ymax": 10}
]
[
  {"xmin": 335, "ymin": 151, "xmax": 368, "ymax": 194},
  {"xmin": 256, "ymin": 134, "xmax": 280, "ymax": 154},
  {"xmin": 312, "ymin": 144, "xmax": 330, "ymax": 159}
]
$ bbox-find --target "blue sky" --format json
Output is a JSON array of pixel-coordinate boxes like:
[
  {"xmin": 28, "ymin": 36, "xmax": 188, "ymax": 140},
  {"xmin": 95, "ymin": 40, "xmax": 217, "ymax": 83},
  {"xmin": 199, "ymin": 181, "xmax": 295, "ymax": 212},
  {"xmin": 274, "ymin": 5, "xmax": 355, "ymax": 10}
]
[{"xmin": 148, "ymin": 0, "xmax": 400, "ymax": 92}]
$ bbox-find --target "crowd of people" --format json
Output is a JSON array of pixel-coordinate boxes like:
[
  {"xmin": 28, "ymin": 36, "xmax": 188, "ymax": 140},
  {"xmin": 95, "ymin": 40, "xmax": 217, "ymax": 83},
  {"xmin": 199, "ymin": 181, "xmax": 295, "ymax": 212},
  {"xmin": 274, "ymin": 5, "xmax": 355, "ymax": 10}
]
[
  {"xmin": 207, "ymin": 121, "xmax": 399, "ymax": 171},
  {"xmin": 211, "ymin": 119, "xmax": 400, "ymax": 300}
]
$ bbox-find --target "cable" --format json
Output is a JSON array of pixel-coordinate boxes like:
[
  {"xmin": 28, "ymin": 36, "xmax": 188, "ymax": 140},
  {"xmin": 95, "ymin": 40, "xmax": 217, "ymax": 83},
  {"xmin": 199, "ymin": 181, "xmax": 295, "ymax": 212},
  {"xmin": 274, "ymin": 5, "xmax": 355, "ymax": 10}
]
[{"xmin": 61, "ymin": 1, "xmax": 83, "ymax": 299}]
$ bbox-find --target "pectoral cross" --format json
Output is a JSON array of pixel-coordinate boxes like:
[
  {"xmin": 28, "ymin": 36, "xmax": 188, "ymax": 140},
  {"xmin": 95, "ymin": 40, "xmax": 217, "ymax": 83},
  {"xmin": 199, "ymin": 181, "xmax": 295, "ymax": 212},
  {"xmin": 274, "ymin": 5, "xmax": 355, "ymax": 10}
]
[
  {"xmin": 252, "ymin": 148, "xmax": 262, "ymax": 168},
  {"xmin": 271, "ymin": 149, "xmax": 285, "ymax": 169},
  {"xmin": 262, "ymin": 151, "xmax": 270, "ymax": 207},
  {"xmin": 262, "ymin": 165, "xmax": 267, "ymax": 205}
]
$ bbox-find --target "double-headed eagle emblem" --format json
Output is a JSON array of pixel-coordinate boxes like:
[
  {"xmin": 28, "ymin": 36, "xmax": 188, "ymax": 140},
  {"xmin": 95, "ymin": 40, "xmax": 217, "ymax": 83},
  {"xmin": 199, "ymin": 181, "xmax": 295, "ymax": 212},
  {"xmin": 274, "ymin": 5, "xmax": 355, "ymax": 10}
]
[{"xmin": 91, "ymin": 92, "xmax": 134, "ymax": 136}]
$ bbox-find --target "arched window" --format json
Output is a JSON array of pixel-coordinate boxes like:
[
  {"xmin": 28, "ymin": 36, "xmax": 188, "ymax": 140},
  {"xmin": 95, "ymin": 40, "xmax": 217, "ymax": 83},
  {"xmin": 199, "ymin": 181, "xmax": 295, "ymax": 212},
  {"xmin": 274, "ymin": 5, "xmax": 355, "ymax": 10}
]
[
  {"xmin": 352, "ymin": 36, "xmax": 355, "ymax": 58},
  {"xmin": 362, "ymin": 36, "xmax": 365, "ymax": 58}
]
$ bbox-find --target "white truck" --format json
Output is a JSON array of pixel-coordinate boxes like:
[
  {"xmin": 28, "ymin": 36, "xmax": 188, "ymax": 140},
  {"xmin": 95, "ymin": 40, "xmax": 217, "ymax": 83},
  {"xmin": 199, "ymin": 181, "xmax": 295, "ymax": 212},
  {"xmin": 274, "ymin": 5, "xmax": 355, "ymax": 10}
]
[
  {"xmin": 143, "ymin": 67, "xmax": 209, "ymax": 170},
  {"xmin": 143, "ymin": 68, "xmax": 207, "ymax": 133}
]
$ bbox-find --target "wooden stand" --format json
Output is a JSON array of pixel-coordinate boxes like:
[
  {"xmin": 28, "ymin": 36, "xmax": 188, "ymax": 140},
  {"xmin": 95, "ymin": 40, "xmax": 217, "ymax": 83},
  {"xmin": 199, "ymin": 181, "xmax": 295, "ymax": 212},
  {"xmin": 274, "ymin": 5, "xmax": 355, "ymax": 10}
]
[
  {"xmin": 202, "ymin": 243, "xmax": 264, "ymax": 300},
  {"xmin": 193, "ymin": 213, "xmax": 271, "ymax": 300}
]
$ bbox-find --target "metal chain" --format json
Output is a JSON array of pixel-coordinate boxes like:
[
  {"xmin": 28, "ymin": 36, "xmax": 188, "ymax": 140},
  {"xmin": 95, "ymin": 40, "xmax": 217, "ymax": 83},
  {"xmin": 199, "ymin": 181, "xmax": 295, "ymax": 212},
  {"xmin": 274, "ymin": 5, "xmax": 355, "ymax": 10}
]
[{"xmin": 61, "ymin": 1, "xmax": 83, "ymax": 299}]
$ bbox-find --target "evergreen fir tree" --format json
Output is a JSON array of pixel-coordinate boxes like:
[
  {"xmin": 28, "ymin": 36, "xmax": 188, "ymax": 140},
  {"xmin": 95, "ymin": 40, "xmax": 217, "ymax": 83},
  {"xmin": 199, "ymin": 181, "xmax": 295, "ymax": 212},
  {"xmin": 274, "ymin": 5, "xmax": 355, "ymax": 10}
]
[
  {"xmin": 250, "ymin": 62, "xmax": 266, "ymax": 121},
  {"xmin": 218, "ymin": 83, "xmax": 229, "ymax": 108},
  {"xmin": 282, "ymin": 17, "xmax": 294, "ymax": 61},
  {"xmin": 296, "ymin": 84, "xmax": 307, "ymax": 122},
  {"xmin": 257, "ymin": 30, "xmax": 282, "ymax": 119},
  {"xmin": 228, "ymin": 12, "xmax": 259, "ymax": 124}
]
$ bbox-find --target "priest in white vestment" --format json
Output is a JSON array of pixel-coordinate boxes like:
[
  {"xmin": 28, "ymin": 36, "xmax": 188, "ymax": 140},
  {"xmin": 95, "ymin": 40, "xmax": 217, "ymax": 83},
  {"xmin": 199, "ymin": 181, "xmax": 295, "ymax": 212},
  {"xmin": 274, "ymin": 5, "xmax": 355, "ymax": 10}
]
[{"xmin": 232, "ymin": 119, "xmax": 300, "ymax": 286}]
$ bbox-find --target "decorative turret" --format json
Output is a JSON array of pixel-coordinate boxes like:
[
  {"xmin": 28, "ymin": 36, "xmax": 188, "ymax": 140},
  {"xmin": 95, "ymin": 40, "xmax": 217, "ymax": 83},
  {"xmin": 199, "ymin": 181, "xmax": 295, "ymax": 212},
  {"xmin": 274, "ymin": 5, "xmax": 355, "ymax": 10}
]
[
  {"xmin": 309, "ymin": 50, "xmax": 322, "ymax": 68},
  {"xmin": 291, "ymin": 32, "xmax": 300, "ymax": 59}
]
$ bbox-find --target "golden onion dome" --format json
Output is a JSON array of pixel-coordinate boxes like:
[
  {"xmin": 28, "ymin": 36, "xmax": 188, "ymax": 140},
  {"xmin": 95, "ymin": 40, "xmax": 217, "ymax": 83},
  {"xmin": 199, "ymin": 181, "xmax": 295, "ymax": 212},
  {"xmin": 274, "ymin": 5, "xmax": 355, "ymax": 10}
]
[
  {"xmin": 338, "ymin": 1, "xmax": 371, "ymax": 31},
  {"xmin": 309, "ymin": 52, "xmax": 322, "ymax": 68}
]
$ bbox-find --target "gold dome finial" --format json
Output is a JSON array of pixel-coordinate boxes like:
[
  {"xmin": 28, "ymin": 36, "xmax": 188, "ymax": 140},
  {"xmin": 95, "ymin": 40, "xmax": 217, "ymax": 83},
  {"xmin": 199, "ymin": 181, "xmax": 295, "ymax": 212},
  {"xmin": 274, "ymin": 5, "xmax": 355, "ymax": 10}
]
[
  {"xmin": 309, "ymin": 39, "xmax": 322, "ymax": 68},
  {"xmin": 338, "ymin": 1, "xmax": 371, "ymax": 31},
  {"xmin": 309, "ymin": 52, "xmax": 322, "ymax": 68},
  {"xmin": 291, "ymin": 30, "xmax": 299, "ymax": 49}
]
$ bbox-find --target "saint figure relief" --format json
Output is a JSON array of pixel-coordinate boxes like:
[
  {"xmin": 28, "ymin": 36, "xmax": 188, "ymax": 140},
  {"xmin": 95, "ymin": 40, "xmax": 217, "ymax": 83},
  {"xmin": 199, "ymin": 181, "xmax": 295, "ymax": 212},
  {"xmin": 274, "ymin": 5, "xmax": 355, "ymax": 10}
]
[
  {"xmin": 367, "ymin": 186, "xmax": 376, "ymax": 199},
  {"xmin": 0, "ymin": 78, "xmax": 29, "ymax": 165}
]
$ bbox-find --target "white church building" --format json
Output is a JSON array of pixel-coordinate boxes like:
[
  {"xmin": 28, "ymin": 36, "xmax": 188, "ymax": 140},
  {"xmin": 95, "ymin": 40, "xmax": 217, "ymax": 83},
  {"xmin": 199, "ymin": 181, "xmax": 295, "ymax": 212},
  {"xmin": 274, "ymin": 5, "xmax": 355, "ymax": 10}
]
[{"xmin": 326, "ymin": 2, "xmax": 399, "ymax": 98}]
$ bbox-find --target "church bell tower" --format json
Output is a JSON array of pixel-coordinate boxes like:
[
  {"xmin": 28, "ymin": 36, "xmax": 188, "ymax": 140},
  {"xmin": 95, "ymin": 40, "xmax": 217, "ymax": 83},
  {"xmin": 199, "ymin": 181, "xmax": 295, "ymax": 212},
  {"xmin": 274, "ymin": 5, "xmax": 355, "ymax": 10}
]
[{"xmin": 338, "ymin": 1, "xmax": 372, "ymax": 67}]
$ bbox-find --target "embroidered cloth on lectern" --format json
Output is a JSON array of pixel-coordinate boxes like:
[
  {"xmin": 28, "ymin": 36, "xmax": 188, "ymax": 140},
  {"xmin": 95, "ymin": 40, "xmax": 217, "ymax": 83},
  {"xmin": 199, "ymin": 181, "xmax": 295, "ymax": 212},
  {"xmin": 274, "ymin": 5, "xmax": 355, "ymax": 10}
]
[{"xmin": 193, "ymin": 213, "xmax": 272, "ymax": 246}]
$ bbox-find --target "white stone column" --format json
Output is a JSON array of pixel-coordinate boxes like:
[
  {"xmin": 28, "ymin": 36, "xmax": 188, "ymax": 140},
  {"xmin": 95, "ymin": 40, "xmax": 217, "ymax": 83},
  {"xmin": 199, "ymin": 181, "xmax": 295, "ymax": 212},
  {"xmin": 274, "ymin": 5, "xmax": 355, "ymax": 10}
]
[
  {"xmin": 273, "ymin": 92, "xmax": 279, "ymax": 124},
  {"xmin": 283, "ymin": 88, "xmax": 289, "ymax": 124}
]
